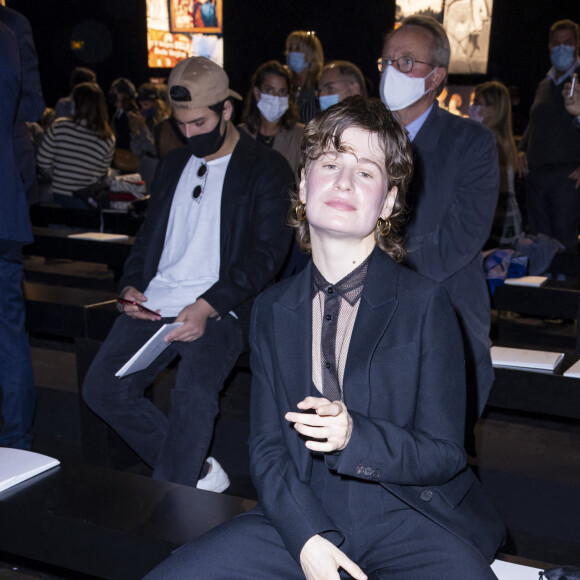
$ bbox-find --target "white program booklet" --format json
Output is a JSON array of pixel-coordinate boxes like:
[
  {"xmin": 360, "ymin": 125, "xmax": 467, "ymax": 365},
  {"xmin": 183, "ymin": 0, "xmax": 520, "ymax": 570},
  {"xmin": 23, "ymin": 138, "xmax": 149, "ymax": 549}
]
[
  {"xmin": 504, "ymin": 276, "xmax": 548, "ymax": 287},
  {"xmin": 563, "ymin": 359, "xmax": 580, "ymax": 378},
  {"xmin": 68, "ymin": 232, "xmax": 129, "ymax": 242},
  {"xmin": 490, "ymin": 346, "xmax": 565, "ymax": 371},
  {"xmin": 115, "ymin": 322, "xmax": 183, "ymax": 378},
  {"xmin": 0, "ymin": 448, "xmax": 60, "ymax": 493}
]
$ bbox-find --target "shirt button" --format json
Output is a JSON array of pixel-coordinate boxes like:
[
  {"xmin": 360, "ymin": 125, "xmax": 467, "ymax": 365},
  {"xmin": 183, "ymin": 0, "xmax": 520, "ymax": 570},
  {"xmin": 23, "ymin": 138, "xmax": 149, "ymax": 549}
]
[
  {"xmin": 325, "ymin": 362, "xmax": 331, "ymax": 369},
  {"xmin": 326, "ymin": 314, "xmax": 332, "ymax": 321},
  {"xmin": 328, "ymin": 286, "xmax": 334, "ymax": 294}
]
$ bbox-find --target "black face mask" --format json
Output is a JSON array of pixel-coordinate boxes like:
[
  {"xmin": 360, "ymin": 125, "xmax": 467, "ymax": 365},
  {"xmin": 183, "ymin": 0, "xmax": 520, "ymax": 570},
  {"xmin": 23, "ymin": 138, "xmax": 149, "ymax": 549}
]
[{"xmin": 187, "ymin": 115, "xmax": 226, "ymax": 158}]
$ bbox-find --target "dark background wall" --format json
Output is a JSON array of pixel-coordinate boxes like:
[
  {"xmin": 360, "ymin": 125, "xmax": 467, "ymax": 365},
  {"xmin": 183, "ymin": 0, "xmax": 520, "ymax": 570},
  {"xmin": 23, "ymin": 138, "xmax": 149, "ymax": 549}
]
[{"xmin": 6, "ymin": 0, "xmax": 579, "ymax": 124}]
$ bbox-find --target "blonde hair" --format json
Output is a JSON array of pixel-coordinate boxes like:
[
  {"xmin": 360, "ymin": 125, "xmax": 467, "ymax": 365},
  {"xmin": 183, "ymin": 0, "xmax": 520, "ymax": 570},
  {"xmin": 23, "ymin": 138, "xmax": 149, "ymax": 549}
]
[
  {"xmin": 285, "ymin": 30, "xmax": 324, "ymax": 89},
  {"xmin": 473, "ymin": 81, "xmax": 516, "ymax": 164}
]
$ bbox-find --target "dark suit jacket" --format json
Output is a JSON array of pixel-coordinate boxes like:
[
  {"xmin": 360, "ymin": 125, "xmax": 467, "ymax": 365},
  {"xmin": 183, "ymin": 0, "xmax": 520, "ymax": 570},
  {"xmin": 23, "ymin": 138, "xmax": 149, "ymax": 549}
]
[
  {"xmin": 0, "ymin": 6, "xmax": 45, "ymax": 202},
  {"xmin": 119, "ymin": 130, "xmax": 294, "ymax": 338},
  {"xmin": 0, "ymin": 21, "xmax": 32, "ymax": 244},
  {"xmin": 248, "ymin": 249, "xmax": 505, "ymax": 564},
  {"xmin": 404, "ymin": 102, "xmax": 499, "ymax": 416}
]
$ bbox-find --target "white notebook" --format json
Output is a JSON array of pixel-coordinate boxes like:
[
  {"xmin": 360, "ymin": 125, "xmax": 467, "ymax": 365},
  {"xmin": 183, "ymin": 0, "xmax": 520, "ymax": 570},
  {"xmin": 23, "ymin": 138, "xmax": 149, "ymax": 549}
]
[
  {"xmin": 68, "ymin": 232, "xmax": 129, "ymax": 242},
  {"xmin": 0, "ymin": 448, "xmax": 60, "ymax": 493},
  {"xmin": 115, "ymin": 322, "xmax": 183, "ymax": 378},
  {"xmin": 563, "ymin": 359, "xmax": 580, "ymax": 378},
  {"xmin": 504, "ymin": 276, "xmax": 548, "ymax": 287},
  {"xmin": 490, "ymin": 346, "xmax": 564, "ymax": 371}
]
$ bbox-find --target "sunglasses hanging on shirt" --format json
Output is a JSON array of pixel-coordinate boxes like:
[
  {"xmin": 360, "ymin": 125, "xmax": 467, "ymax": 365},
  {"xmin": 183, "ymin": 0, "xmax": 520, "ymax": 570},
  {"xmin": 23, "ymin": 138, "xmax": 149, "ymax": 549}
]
[{"xmin": 192, "ymin": 163, "xmax": 208, "ymax": 203}]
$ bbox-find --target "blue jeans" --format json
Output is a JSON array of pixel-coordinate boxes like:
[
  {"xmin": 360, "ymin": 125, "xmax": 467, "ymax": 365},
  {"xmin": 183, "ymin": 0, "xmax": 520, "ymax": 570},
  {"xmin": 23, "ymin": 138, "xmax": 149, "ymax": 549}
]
[
  {"xmin": 0, "ymin": 239, "xmax": 36, "ymax": 450},
  {"xmin": 82, "ymin": 313, "xmax": 244, "ymax": 486}
]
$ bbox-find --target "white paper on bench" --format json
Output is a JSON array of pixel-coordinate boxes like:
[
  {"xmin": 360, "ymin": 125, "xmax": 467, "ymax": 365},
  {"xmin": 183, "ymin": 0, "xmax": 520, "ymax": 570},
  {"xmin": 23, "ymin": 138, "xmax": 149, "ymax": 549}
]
[
  {"xmin": 563, "ymin": 358, "xmax": 580, "ymax": 378},
  {"xmin": 490, "ymin": 346, "xmax": 565, "ymax": 371},
  {"xmin": 115, "ymin": 322, "xmax": 183, "ymax": 378},
  {"xmin": 490, "ymin": 559, "xmax": 543, "ymax": 579},
  {"xmin": 67, "ymin": 232, "xmax": 129, "ymax": 242},
  {"xmin": 0, "ymin": 448, "xmax": 60, "ymax": 493},
  {"xmin": 504, "ymin": 276, "xmax": 548, "ymax": 287}
]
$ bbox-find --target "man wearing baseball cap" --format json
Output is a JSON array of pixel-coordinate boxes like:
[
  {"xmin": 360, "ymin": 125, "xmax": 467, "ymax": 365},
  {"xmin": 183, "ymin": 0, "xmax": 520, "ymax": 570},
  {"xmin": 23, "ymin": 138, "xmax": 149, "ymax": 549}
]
[{"xmin": 83, "ymin": 57, "xmax": 294, "ymax": 493}]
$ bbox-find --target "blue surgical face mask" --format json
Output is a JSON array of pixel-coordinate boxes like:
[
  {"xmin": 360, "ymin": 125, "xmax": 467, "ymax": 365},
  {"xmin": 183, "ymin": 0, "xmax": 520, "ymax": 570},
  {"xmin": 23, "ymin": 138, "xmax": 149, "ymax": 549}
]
[
  {"xmin": 287, "ymin": 51, "xmax": 307, "ymax": 74},
  {"xmin": 551, "ymin": 45, "xmax": 576, "ymax": 72},
  {"xmin": 318, "ymin": 93, "xmax": 340, "ymax": 111}
]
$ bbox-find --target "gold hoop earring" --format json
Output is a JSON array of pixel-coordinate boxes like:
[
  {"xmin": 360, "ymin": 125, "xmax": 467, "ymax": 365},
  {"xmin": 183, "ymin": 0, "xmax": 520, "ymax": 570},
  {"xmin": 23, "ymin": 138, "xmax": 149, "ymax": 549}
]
[
  {"xmin": 377, "ymin": 217, "xmax": 391, "ymax": 237},
  {"xmin": 295, "ymin": 201, "xmax": 307, "ymax": 221}
]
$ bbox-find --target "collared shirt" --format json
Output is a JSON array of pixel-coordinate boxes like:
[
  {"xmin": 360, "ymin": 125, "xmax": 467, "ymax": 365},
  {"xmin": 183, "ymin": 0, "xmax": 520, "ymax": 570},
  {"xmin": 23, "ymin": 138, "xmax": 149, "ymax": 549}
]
[
  {"xmin": 311, "ymin": 254, "xmax": 371, "ymax": 401},
  {"xmin": 547, "ymin": 58, "xmax": 580, "ymax": 86},
  {"xmin": 404, "ymin": 103, "xmax": 433, "ymax": 142}
]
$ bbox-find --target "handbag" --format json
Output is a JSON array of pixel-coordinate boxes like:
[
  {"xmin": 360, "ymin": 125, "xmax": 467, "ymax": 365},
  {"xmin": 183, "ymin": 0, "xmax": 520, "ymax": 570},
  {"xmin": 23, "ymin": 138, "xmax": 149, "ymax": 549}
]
[{"xmin": 540, "ymin": 567, "xmax": 580, "ymax": 579}]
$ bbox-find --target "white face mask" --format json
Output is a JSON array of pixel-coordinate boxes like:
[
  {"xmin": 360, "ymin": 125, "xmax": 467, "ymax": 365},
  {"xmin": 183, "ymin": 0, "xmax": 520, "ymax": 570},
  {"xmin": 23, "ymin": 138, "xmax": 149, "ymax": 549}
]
[
  {"xmin": 257, "ymin": 93, "xmax": 289, "ymax": 122},
  {"xmin": 468, "ymin": 105, "xmax": 485, "ymax": 124},
  {"xmin": 380, "ymin": 65, "xmax": 436, "ymax": 111}
]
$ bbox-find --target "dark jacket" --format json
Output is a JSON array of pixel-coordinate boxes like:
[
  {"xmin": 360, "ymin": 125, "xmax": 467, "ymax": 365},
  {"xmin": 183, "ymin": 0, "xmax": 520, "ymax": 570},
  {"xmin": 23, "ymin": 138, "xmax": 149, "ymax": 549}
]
[
  {"xmin": 248, "ymin": 250, "xmax": 505, "ymax": 563},
  {"xmin": 119, "ymin": 131, "xmax": 294, "ymax": 338}
]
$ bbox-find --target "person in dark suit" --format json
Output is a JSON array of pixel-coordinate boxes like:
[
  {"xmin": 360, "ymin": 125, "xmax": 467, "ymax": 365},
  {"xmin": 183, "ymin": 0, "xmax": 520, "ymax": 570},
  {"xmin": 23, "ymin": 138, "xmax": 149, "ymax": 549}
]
[
  {"xmin": 379, "ymin": 15, "xmax": 499, "ymax": 446},
  {"xmin": 82, "ymin": 57, "xmax": 293, "ymax": 492},
  {"xmin": 0, "ymin": 3, "xmax": 45, "ymax": 204},
  {"xmin": 143, "ymin": 97, "xmax": 504, "ymax": 579},
  {"xmin": 0, "ymin": 21, "xmax": 36, "ymax": 450}
]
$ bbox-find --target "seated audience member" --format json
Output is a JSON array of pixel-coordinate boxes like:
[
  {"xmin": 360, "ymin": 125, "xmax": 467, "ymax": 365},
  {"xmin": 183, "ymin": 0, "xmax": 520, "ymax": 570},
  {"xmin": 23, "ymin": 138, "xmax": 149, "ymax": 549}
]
[
  {"xmin": 37, "ymin": 82, "xmax": 115, "ymax": 209},
  {"xmin": 108, "ymin": 77, "xmax": 139, "ymax": 152},
  {"xmin": 129, "ymin": 83, "xmax": 171, "ymax": 188},
  {"xmin": 317, "ymin": 60, "xmax": 367, "ymax": 111},
  {"xmin": 82, "ymin": 57, "xmax": 293, "ymax": 492},
  {"xmin": 285, "ymin": 30, "xmax": 324, "ymax": 123},
  {"xmin": 517, "ymin": 19, "xmax": 580, "ymax": 252},
  {"xmin": 470, "ymin": 81, "xmax": 523, "ymax": 248},
  {"xmin": 55, "ymin": 66, "xmax": 97, "ymax": 119},
  {"xmin": 239, "ymin": 60, "xmax": 304, "ymax": 179},
  {"xmin": 143, "ymin": 96, "xmax": 505, "ymax": 580}
]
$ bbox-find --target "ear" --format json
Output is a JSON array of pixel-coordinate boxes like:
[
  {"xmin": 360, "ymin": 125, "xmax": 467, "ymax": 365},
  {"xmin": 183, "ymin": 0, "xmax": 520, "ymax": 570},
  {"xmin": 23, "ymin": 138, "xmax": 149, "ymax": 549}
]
[
  {"xmin": 222, "ymin": 99, "xmax": 234, "ymax": 122},
  {"xmin": 380, "ymin": 186, "xmax": 398, "ymax": 220},
  {"xmin": 253, "ymin": 87, "xmax": 261, "ymax": 103},
  {"xmin": 429, "ymin": 67, "xmax": 447, "ymax": 91}
]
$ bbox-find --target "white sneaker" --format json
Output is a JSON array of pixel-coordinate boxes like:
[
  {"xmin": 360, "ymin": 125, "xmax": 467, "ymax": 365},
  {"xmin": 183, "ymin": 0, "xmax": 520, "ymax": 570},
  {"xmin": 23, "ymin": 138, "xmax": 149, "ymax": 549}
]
[{"xmin": 196, "ymin": 457, "xmax": 230, "ymax": 493}]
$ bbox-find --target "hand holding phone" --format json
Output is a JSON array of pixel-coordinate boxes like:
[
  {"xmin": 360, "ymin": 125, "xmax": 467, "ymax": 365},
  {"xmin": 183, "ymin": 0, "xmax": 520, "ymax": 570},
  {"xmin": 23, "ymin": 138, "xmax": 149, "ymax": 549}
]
[{"xmin": 118, "ymin": 298, "xmax": 160, "ymax": 317}]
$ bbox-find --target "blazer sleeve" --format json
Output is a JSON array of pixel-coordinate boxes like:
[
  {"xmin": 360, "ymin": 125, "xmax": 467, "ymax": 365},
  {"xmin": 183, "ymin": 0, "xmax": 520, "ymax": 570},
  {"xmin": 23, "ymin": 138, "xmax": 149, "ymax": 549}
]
[
  {"xmin": 327, "ymin": 284, "xmax": 468, "ymax": 486},
  {"xmin": 248, "ymin": 296, "xmax": 344, "ymax": 563},
  {"xmin": 200, "ymin": 150, "xmax": 293, "ymax": 316},
  {"xmin": 405, "ymin": 126, "xmax": 499, "ymax": 283}
]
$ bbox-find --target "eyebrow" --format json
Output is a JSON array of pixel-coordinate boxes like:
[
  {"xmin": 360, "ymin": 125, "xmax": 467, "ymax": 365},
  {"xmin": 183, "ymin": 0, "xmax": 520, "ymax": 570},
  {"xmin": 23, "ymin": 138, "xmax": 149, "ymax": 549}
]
[{"xmin": 176, "ymin": 115, "xmax": 206, "ymax": 125}]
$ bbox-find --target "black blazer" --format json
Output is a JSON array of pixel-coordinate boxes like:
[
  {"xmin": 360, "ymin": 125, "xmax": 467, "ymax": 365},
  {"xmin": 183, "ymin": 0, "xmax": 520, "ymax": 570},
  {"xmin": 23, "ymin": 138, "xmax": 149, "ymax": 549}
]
[
  {"xmin": 119, "ymin": 131, "xmax": 294, "ymax": 337},
  {"xmin": 248, "ymin": 249, "xmax": 505, "ymax": 563}
]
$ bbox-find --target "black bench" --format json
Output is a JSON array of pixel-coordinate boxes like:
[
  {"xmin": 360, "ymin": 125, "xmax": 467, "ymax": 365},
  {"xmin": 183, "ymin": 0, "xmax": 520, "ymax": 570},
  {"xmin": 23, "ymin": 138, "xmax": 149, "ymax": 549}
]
[
  {"xmin": 24, "ymin": 227, "xmax": 134, "ymax": 283},
  {"xmin": 0, "ymin": 461, "xmax": 256, "ymax": 579}
]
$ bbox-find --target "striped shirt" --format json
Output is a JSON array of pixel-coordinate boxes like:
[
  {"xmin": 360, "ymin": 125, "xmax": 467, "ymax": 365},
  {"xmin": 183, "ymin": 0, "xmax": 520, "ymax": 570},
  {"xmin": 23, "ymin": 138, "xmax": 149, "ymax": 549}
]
[{"xmin": 37, "ymin": 118, "xmax": 115, "ymax": 196}]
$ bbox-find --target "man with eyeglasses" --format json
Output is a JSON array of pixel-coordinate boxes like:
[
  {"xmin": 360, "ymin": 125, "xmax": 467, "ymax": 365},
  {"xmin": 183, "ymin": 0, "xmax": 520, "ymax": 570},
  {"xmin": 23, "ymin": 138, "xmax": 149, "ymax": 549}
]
[
  {"xmin": 83, "ymin": 57, "xmax": 293, "ymax": 492},
  {"xmin": 379, "ymin": 15, "xmax": 499, "ymax": 451},
  {"xmin": 317, "ymin": 60, "xmax": 367, "ymax": 111}
]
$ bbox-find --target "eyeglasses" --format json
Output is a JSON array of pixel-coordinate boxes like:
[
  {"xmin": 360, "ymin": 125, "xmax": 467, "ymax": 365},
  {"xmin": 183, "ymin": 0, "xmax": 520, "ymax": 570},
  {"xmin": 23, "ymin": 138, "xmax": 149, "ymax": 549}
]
[
  {"xmin": 377, "ymin": 56, "xmax": 434, "ymax": 73},
  {"xmin": 192, "ymin": 163, "xmax": 208, "ymax": 202},
  {"xmin": 315, "ymin": 80, "xmax": 353, "ymax": 98}
]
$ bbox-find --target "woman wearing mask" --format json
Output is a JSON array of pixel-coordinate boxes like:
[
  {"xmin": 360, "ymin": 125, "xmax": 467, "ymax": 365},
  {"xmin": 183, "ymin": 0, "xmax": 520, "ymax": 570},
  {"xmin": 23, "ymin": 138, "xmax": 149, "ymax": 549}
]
[
  {"xmin": 469, "ymin": 81, "xmax": 523, "ymax": 248},
  {"xmin": 239, "ymin": 60, "xmax": 304, "ymax": 180},
  {"xmin": 285, "ymin": 30, "xmax": 324, "ymax": 124},
  {"xmin": 129, "ymin": 83, "xmax": 171, "ymax": 188}
]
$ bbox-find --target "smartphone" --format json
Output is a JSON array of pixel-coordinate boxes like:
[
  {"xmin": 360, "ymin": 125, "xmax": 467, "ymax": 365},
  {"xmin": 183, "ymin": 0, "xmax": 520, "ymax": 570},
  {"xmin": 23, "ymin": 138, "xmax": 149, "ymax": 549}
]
[
  {"xmin": 571, "ymin": 75, "xmax": 577, "ymax": 98},
  {"xmin": 117, "ymin": 298, "xmax": 160, "ymax": 317}
]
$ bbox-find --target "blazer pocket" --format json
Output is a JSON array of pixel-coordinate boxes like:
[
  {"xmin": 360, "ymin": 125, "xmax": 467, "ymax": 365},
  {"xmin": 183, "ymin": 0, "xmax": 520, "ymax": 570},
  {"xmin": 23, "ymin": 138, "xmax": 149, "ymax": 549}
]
[{"xmin": 371, "ymin": 341, "xmax": 417, "ymax": 364}]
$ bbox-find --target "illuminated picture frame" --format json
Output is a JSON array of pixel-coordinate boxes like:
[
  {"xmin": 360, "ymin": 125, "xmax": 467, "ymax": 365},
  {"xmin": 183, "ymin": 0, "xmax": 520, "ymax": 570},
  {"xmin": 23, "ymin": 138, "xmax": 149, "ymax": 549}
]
[{"xmin": 169, "ymin": 0, "xmax": 223, "ymax": 34}]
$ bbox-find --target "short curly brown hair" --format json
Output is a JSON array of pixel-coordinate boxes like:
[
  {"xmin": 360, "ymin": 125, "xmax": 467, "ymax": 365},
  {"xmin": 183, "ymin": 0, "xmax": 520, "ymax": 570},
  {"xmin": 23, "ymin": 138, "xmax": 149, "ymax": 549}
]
[{"xmin": 289, "ymin": 95, "xmax": 413, "ymax": 262}]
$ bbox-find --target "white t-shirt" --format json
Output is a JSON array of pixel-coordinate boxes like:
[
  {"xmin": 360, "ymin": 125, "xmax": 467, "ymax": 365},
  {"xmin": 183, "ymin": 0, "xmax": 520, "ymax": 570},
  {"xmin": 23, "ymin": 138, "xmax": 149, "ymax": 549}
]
[{"xmin": 144, "ymin": 153, "xmax": 232, "ymax": 317}]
